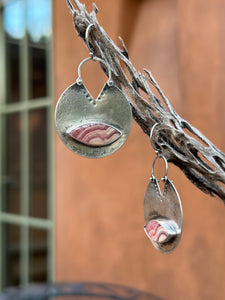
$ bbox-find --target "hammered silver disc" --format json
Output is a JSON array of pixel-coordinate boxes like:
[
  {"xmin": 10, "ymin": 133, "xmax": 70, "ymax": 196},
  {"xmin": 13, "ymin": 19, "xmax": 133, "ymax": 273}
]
[
  {"xmin": 143, "ymin": 177, "xmax": 183, "ymax": 253},
  {"xmin": 55, "ymin": 82, "xmax": 132, "ymax": 158}
]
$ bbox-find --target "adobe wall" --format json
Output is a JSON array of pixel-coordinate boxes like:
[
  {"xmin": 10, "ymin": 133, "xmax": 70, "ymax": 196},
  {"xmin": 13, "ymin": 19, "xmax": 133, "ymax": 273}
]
[{"xmin": 54, "ymin": 1, "xmax": 225, "ymax": 299}]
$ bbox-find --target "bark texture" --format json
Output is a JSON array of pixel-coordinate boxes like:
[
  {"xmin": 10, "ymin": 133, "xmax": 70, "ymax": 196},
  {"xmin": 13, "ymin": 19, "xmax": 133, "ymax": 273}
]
[{"xmin": 65, "ymin": 0, "xmax": 225, "ymax": 202}]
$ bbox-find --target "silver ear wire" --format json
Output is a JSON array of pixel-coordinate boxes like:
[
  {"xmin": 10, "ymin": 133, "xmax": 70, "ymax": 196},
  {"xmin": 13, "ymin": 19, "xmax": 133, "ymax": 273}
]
[
  {"xmin": 85, "ymin": 23, "xmax": 96, "ymax": 54},
  {"xmin": 150, "ymin": 123, "xmax": 168, "ymax": 181},
  {"xmin": 77, "ymin": 23, "xmax": 113, "ymax": 86},
  {"xmin": 150, "ymin": 123, "xmax": 161, "ymax": 153}
]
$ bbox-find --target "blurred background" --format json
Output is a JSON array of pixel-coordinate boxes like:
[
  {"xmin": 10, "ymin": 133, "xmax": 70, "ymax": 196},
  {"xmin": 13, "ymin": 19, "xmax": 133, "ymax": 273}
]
[{"xmin": 0, "ymin": 0, "xmax": 225, "ymax": 299}]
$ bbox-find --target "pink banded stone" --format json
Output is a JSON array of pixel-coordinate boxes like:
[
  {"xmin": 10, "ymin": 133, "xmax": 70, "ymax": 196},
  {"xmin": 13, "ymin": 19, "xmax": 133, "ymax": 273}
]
[
  {"xmin": 68, "ymin": 123, "xmax": 121, "ymax": 146},
  {"xmin": 144, "ymin": 219, "xmax": 179, "ymax": 244}
]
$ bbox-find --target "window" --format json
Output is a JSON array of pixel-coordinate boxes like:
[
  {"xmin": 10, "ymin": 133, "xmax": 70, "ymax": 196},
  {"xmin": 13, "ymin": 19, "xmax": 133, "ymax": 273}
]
[{"xmin": 0, "ymin": 0, "xmax": 53, "ymax": 290}]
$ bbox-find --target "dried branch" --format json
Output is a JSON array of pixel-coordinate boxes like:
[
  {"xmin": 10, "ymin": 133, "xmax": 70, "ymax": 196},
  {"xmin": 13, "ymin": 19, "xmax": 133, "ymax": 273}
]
[{"xmin": 65, "ymin": 0, "xmax": 225, "ymax": 202}]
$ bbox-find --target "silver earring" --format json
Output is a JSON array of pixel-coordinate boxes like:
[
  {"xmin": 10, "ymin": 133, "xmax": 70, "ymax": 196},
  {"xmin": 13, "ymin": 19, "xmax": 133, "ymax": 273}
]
[
  {"xmin": 55, "ymin": 24, "xmax": 132, "ymax": 158},
  {"xmin": 143, "ymin": 123, "xmax": 183, "ymax": 253}
]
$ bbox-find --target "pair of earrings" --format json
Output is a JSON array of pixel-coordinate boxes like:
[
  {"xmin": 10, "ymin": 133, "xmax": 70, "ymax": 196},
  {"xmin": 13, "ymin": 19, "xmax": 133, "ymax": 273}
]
[
  {"xmin": 55, "ymin": 24, "xmax": 132, "ymax": 159},
  {"xmin": 55, "ymin": 24, "xmax": 183, "ymax": 253}
]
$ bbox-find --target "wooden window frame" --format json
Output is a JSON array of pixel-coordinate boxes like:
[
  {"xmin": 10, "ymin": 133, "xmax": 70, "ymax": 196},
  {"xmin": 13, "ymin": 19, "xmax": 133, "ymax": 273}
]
[{"xmin": 0, "ymin": 0, "xmax": 54, "ymax": 290}]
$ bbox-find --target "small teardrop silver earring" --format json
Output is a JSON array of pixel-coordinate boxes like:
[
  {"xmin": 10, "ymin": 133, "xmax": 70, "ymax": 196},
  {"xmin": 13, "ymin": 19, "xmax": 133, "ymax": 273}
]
[{"xmin": 143, "ymin": 123, "xmax": 183, "ymax": 253}]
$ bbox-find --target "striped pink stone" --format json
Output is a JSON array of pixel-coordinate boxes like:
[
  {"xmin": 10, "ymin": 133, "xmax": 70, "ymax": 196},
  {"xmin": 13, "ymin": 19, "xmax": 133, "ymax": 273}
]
[
  {"xmin": 144, "ymin": 220, "xmax": 172, "ymax": 244},
  {"xmin": 68, "ymin": 123, "xmax": 121, "ymax": 146}
]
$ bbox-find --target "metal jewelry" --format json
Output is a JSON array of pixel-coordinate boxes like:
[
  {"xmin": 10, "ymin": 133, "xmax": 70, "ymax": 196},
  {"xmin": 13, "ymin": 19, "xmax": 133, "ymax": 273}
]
[
  {"xmin": 55, "ymin": 24, "xmax": 132, "ymax": 158},
  {"xmin": 143, "ymin": 124, "xmax": 183, "ymax": 253}
]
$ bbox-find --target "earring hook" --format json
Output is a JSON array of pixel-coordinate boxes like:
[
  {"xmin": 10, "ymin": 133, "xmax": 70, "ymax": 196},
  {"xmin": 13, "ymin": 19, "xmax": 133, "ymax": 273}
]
[
  {"xmin": 150, "ymin": 123, "xmax": 168, "ymax": 180},
  {"xmin": 85, "ymin": 23, "xmax": 96, "ymax": 55},
  {"xmin": 77, "ymin": 23, "xmax": 112, "ymax": 85},
  {"xmin": 150, "ymin": 123, "xmax": 161, "ymax": 153}
]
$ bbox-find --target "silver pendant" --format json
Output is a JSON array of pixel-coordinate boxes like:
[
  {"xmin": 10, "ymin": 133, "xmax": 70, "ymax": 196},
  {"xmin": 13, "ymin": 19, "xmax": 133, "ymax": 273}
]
[
  {"xmin": 143, "ymin": 154, "xmax": 183, "ymax": 253},
  {"xmin": 55, "ymin": 56, "xmax": 132, "ymax": 158}
]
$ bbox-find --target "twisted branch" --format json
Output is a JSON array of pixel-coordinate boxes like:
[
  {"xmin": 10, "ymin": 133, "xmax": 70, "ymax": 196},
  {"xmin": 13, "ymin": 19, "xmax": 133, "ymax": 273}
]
[{"xmin": 65, "ymin": 0, "xmax": 225, "ymax": 202}]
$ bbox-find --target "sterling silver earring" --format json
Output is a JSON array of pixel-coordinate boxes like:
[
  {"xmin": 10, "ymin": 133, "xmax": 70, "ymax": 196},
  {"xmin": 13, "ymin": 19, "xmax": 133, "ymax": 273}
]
[
  {"xmin": 55, "ymin": 24, "xmax": 132, "ymax": 158},
  {"xmin": 143, "ymin": 124, "xmax": 183, "ymax": 253}
]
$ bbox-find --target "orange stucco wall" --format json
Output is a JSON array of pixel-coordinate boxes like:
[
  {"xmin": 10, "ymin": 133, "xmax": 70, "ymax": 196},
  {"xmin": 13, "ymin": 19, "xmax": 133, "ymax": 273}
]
[{"xmin": 53, "ymin": 1, "xmax": 225, "ymax": 299}]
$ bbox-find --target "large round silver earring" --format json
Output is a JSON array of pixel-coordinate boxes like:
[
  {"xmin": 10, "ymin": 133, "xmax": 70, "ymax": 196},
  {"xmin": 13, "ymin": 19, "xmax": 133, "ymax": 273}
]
[{"xmin": 55, "ymin": 24, "xmax": 132, "ymax": 158}]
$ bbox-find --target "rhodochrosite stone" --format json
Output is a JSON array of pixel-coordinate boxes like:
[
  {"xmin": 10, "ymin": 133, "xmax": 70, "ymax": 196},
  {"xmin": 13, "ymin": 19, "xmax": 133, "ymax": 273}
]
[
  {"xmin": 68, "ymin": 123, "xmax": 121, "ymax": 146},
  {"xmin": 144, "ymin": 219, "xmax": 179, "ymax": 244}
]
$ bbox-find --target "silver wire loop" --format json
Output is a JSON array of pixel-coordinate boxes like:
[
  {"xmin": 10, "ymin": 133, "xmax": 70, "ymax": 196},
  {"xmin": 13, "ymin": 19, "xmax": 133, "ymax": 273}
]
[
  {"xmin": 151, "ymin": 154, "xmax": 168, "ymax": 181},
  {"xmin": 150, "ymin": 123, "xmax": 161, "ymax": 152},
  {"xmin": 85, "ymin": 23, "xmax": 95, "ymax": 53},
  {"xmin": 76, "ymin": 56, "xmax": 112, "ymax": 86},
  {"xmin": 76, "ymin": 23, "xmax": 113, "ymax": 86}
]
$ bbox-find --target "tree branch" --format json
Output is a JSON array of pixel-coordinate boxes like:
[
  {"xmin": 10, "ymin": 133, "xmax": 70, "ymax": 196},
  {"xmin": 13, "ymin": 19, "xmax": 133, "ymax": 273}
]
[{"xmin": 65, "ymin": 0, "xmax": 225, "ymax": 203}]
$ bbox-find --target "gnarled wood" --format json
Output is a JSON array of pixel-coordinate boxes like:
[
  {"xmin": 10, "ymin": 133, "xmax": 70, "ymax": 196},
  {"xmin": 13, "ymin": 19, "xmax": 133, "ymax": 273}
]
[{"xmin": 65, "ymin": 0, "xmax": 225, "ymax": 202}]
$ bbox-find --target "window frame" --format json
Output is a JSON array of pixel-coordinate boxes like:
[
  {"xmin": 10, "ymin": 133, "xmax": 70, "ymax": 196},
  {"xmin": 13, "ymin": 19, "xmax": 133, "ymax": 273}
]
[{"xmin": 0, "ymin": 0, "xmax": 54, "ymax": 290}]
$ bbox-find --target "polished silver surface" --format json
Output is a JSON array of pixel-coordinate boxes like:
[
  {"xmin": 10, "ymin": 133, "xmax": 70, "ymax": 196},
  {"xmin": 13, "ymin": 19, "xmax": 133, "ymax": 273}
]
[{"xmin": 55, "ymin": 80, "xmax": 132, "ymax": 158}]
